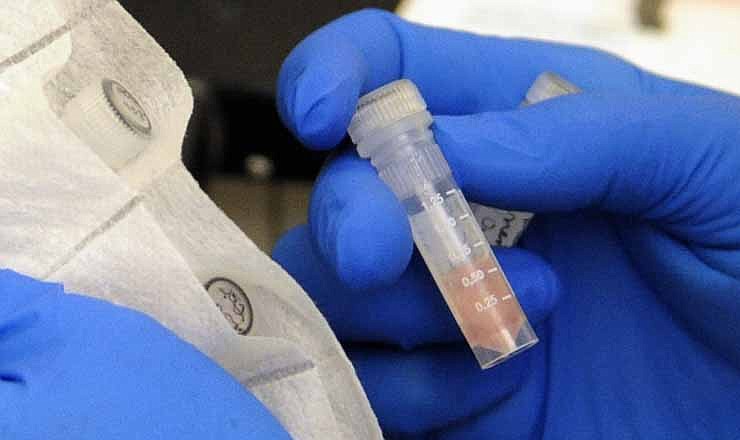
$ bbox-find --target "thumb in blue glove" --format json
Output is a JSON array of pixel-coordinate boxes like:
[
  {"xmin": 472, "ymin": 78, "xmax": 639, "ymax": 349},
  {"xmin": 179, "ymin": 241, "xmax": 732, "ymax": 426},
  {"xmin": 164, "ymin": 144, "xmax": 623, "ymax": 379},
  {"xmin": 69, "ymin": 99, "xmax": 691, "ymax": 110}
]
[
  {"xmin": 274, "ymin": 9, "xmax": 740, "ymax": 439},
  {"xmin": 0, "ymin": 269, "xmax": 290, "ymax": 439}
]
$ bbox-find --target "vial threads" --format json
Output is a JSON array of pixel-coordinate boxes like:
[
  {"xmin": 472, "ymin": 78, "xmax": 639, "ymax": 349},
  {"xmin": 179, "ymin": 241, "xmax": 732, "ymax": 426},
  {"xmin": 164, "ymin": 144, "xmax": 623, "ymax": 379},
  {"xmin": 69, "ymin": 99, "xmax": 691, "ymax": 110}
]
[{"xmin": 62, "ymin": 78, "xmax": 153, "ymax": 171}]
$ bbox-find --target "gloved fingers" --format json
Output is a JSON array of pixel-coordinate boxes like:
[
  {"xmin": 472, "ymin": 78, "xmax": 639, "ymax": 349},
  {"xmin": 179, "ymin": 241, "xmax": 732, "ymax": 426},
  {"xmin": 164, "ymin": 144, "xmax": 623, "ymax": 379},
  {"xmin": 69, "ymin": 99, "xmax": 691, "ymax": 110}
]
[
  {"xmin": 0, "ymin": 269, "xmax": 64, "ymax": 314},
  {"xmin": 346, "ymin": 341, "xmax": 545, "ymax": 437},
  {"xmin": 309, "ymin": 150, "xmax": 414, "ymax": 291},
  {"xmin": 273, "ymin": 224, "xmax": 455, "ymax": 345},
  {"xmin": 0, "ymin": 277, "xmax": 291, "ymax": 439},
  {"xmin": 275, "ymin": 9, "xmax": 620, "ymax": 150},
  {"xmin": 434, "ymin": 92, "xmax": 740, "ymax": 246},
  {"xmin": 276, "ymin": 8, "xmax": 711, "ymax": 150},
  {"xmin": 273, "ymin": 225, "xmax": 561, "ymax": 348},
  {"xmin": 617, "ymin": 221, "xmax": 740, "ymax": 367},
  {"xmin": 0, "ymin": 270, "xmax": 62, "ymax": 385},
  {"xmin": 433, "ymin": 362, "xmax": 546, "ymax": 440}
]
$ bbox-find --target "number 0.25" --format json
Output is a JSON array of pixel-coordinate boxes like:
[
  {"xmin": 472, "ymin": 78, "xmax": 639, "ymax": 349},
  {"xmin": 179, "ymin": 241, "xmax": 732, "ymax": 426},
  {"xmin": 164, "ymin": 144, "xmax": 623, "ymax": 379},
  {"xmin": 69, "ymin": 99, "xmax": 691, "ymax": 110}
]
[{"xmin": 475, "ymin": 294, "xmax": 498, "ymax": 312}]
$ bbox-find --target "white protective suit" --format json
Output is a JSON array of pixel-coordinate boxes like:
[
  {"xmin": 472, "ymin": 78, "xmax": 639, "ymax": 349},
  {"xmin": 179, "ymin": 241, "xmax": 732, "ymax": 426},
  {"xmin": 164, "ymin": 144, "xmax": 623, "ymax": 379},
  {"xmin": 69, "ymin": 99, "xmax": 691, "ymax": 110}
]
[{"xmin": 0, "ymin": 1, "xmax": 381, "ymax": 439}]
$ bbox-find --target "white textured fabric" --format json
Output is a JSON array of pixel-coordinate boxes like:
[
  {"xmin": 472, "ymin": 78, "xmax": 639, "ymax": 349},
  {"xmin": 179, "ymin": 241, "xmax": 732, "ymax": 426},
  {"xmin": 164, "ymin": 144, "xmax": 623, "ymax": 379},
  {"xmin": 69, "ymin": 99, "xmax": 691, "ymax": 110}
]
[
  {"xmin": 140, "ymin": 165, "xmax": 380, "ymax": 440},
  {"xmin": 0, "ymin": 1, "xmax": 381, "ymax": 438}
]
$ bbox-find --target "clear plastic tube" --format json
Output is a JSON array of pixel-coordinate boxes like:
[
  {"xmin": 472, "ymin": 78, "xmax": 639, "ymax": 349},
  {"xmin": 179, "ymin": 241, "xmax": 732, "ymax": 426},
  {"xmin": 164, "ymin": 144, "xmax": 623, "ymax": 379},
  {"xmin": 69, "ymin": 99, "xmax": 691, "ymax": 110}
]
[
  {"xmin": 348, "ymin": 74, "xmax": 577, "ymax": 368},
  {"xmin": 471, "ymin": 72, "xmax": 581, "ymax": 247}
]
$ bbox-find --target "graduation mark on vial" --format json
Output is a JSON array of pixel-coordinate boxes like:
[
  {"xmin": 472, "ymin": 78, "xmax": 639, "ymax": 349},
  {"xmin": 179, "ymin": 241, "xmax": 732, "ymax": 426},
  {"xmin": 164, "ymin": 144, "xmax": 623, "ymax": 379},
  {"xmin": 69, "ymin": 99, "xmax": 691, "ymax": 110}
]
[{"xmin": 205, "ymin": 278, "xmax": 253, "ymax": 335}]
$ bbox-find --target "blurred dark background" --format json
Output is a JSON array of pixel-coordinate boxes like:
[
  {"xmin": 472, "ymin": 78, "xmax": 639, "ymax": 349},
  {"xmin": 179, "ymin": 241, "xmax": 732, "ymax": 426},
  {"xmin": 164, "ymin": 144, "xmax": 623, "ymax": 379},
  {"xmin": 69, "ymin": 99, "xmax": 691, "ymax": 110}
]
[{"xmin": 119, "ymin": 0, "xmax": 399, "ymax": 250}]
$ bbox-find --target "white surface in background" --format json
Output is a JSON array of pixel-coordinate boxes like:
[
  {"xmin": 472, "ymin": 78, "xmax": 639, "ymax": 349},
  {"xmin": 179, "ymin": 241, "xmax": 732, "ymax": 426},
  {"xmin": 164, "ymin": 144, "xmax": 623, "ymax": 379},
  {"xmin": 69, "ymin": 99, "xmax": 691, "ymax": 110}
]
[{"xmin": 398, "ymin": 0, "xmax": 740, "ymax": 95}]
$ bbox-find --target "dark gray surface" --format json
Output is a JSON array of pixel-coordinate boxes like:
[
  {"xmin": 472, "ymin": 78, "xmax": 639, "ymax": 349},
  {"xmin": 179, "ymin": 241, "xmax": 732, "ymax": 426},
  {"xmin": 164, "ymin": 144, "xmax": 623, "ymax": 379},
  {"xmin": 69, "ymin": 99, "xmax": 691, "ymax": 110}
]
[{"xmin": 119, "ymin": 0, "xmax": 399, "ymax": 93}]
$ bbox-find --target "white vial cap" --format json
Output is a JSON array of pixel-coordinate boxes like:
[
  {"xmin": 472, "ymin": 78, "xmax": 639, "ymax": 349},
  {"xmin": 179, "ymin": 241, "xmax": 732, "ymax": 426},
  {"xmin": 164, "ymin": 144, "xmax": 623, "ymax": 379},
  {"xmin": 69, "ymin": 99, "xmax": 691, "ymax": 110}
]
[
  {"xmin": 348, "ymin": 79, "xmax": 429, "ymax": 156},
  {"xmin": 524, "ymin": 72, "xmax": 580, "ymax": 106},
  {"xmin": 63, "ymin": 79, "xmax": 153, "ymax": 171}
]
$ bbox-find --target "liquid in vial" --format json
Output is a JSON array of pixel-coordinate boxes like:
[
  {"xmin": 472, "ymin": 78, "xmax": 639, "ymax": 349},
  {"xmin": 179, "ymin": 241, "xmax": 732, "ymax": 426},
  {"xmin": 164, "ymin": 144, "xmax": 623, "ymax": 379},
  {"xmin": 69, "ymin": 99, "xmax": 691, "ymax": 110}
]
[
  {"xmin": 405, "ymin": 176, "xmax": 537, "ymax": 368},
  {"xmin": 347, "ymin": 77, "xmax": 571, "ymax": 368}
]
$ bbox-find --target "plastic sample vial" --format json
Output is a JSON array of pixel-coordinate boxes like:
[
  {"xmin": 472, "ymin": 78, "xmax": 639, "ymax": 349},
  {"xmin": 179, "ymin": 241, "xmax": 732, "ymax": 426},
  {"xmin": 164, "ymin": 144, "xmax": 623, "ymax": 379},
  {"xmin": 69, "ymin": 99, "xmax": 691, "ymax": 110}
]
[
  {"xmin": 63, "ymin": 79, "xmax": 153, "ymax": 171},
  {"xmin": 347, "ymin": 80, "xmax": 539, "ymax": 369},
  {"xmin": 521, "ymin": 72, "xmax": 580, "ymax": 108},
  {"xmin": 470, "ymin": 72, "xmax": 580, "ymax": 247}
]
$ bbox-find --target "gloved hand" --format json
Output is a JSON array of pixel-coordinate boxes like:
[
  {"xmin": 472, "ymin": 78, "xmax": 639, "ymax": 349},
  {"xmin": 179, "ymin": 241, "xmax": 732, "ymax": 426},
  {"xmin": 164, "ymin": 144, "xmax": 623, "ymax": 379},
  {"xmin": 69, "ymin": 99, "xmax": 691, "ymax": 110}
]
[
  {"xmin": 273, "ymin": 9, "xmax": 740, "ymax": 439},
  {"xmin": 0, "ymin": 270, "xmax": 289, "ymax": 439}
]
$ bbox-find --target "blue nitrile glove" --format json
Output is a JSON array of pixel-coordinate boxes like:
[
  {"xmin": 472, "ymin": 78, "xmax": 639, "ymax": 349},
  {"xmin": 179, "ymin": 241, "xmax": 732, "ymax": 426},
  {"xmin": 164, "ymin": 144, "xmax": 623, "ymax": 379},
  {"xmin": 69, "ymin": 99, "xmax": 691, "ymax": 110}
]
[
  {"xmin": 272, "ymin": 9, "xmax": 740, "ymax": 439},
  {"xmin": 0, "ymin": 270, "xmax": 289, "ymax": 439}
]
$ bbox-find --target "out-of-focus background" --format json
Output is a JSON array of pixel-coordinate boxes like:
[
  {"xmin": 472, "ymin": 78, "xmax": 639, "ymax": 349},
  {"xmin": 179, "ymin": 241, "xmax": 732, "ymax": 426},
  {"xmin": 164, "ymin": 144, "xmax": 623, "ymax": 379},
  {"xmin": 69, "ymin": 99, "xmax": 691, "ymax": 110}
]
[{"xmin": 119, "ymin": 0, "xmax": 740, "ymax": 252}]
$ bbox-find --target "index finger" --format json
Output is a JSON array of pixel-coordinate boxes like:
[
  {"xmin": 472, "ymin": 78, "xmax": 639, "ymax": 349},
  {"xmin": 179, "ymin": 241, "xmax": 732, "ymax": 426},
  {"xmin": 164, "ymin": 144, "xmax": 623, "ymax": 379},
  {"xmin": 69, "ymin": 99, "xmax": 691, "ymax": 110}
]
[{"xmin": 276, "ymin": 8, "xmax": 645, "ymax": 149}]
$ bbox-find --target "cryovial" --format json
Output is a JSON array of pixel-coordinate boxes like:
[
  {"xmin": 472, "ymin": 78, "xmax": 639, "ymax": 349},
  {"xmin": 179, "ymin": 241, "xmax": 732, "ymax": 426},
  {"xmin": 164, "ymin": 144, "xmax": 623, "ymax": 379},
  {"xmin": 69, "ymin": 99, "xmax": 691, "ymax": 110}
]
[
  {"xmin": 347, "ymin": 73, "xmax": 578, "ymax": 369},
  {"xmin": 470, "ymin": 72, "xmax": 581, "ymax": 247},
  {"xmin": 521, "ymin": 72, "xmax": 580, "ymax": 107}
]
